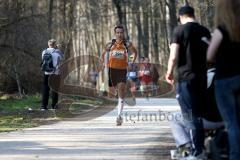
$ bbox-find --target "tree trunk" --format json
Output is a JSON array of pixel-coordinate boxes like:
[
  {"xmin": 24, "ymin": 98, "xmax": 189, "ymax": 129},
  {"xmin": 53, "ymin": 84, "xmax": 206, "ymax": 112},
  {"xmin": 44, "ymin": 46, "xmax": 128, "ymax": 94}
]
[
  {"xmin": 133, "ymin": 0, "xmax": 143, "ymax": 58},
  {"xmin": 168, "ymin": 0, "xmax": 178, "ymax": 39},
  {"xmin": 112, "ymin": 0, "xmax": 129, "ymax": 40},
  {"xmin": 112, "ymin": 0, "xmax": 122, "ymax": 24},
  {"xmin": 206, "ymin": 0, "xmax": 214, "ymax": 30},
  {"xmin": 122, "ymin": 1, "xmax": 129, "ymax": 40},
  {"xmin": 13, "ymin": 65, "xmax": 23, "ymax": 98},
  {"xmin": 151, "ymin": 0, "xmax": 160, "ymax": 63},
  {"xmin": 198, "ymin": 0, "xmax": 206, "ymax": 25},
  {"xmin": 142, "ymin": 1, "xmax": 149, "ymax": 57},
  {"xmin": 159, "ymin": 0, "xmax": 170, "ymax": 65},
  {"xmin": 48, "ymin": 0, "xmax": 54, "ymax": 35}
]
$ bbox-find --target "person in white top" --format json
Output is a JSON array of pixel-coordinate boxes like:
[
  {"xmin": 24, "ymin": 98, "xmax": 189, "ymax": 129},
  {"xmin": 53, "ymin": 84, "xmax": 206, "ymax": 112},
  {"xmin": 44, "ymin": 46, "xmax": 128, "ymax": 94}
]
[
  {"xmin": 127, "ymin": 55, "xmax": 139, "ymax": 100},
  {"xmin": 40, "ymin": 39, "xmax": 63, "ymax": 110}
]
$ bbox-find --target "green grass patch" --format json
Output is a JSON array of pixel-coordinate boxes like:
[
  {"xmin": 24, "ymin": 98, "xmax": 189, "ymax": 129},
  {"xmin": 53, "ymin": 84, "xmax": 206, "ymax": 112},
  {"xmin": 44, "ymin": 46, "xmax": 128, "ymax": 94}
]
[
  {"xmin": 0, "ymin": 115, "xmax": 38, "ymax": 132},
  {"xmin": 0, "ymin": 95, "xmax": 40, "ymax": 132},
  {"xmin": 0, "ymin": 94, "xmax": 40, "ymax": 111},
  {"xmin": 0, "ymin": 94, "xmax": 104, "ymax": 132}
]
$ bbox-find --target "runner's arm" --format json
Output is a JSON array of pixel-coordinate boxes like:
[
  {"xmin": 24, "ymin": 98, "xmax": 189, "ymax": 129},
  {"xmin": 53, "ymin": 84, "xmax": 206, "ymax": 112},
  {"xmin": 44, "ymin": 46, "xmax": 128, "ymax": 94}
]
[
  {"xmin": 99, "ymin": 42, "xmax": 112, "ymax": 71},
  {"xmin": 128, "ymin": 42, "xmax": 138, "ymax": 63}
]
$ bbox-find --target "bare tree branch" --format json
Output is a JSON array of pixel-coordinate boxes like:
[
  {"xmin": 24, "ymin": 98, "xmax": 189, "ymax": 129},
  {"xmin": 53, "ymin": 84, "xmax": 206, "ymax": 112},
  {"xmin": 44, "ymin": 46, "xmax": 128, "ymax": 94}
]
[
  {"xmin": 0, "ymin": 13, "xmax": 47, "ymax": 29},
  {"xmin": 0, "ymin": 44, "xmax": 39, "ymax": 60}
]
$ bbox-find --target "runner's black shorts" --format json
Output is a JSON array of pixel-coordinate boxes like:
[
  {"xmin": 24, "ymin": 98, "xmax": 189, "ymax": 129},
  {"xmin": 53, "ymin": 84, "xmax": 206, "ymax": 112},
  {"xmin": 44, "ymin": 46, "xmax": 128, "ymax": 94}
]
[{"xmin": 109, "ymin": 68, "xmax": 127, "ymax": 87}]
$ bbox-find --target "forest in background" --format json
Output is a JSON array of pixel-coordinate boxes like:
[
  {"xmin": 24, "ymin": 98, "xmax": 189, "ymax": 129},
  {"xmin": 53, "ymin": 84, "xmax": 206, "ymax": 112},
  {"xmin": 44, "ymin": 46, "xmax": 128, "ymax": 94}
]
[{"xmin": 0, "ymin": 0, "xmax": 215, "ymax": 96}]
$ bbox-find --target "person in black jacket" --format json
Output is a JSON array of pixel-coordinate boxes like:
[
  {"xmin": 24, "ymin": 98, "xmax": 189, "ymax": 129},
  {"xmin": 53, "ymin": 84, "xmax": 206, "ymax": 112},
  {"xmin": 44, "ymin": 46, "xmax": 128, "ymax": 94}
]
[{"xmin": 166, "ymin": 5, "xmax": 211, "ymax": 159}]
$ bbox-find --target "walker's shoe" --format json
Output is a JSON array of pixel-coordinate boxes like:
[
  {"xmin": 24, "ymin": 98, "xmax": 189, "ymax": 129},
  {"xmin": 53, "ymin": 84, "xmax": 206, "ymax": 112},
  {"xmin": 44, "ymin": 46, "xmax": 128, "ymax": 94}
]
[
  {"xmin": 51, "ymin": 105, "xmax": 58, "ymax": 109},
  {"xmin": 40, "ymin": 106, "xmax": 47, "ymax": 111},
  {"xmin": 170, "ymin": 146, "xmax": 190, "ymax": 159},
  {"xmin": 116, "ymin": 116, "xmax": 123, "ymax": 126},
  {"xmin": 178, "ymin": 143, "xmax": 191, "ymax": 157},
  {"xmin": 180, "ymin": 151, "xmax": 207, "ymax": 160}
]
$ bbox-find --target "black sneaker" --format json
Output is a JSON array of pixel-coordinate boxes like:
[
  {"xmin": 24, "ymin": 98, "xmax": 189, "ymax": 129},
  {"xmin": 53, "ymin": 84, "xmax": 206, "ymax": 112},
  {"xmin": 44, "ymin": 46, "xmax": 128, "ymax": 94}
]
[
  {"xmin": 116, "ymin": 116, "xmax": 123, "ymax": 126},
  {"xmin": 51, "ymin": 105, "xmax": 58, "ymax": 109},
  {"xmin": 178, "ymin": 146, "xmax": 191, "ymax": 158},
  {"xmin": 40, "ymin": 107, "xmax": 47, "ymax": 111}
]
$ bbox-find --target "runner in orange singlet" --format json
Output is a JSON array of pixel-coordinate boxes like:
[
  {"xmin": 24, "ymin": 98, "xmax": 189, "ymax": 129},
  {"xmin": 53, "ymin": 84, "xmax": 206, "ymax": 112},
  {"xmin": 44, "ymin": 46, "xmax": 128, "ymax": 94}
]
[{"xmin": 101, "ymin": 25, "xmax": 137, "ymax": 126}]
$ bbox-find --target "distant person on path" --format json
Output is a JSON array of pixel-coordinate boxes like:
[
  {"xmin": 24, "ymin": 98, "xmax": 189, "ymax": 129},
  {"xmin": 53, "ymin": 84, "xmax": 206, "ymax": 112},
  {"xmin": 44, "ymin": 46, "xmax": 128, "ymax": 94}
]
[
  {"xmin": 100, "ymin": 25, "xmax": 137, "ymax": 126},
  {"xmin": 40, "ymin": 39, "xmax": 63, "ymax": 110},
  {"xmin": 138, "ymin": 56, "xmax": 145, "ymax": 82},
  {"xmin": 165, "ymin": 4, "xmax": 211, "ymax": 159},
  {"xmin": 207, "ymin": 0, "xmax": 240, "ymax": 159},
  {"xmin": 89, "ymin": 68, "xmax": 99, "ymax": 88},
  {"xmin": 139, "ymin": 57, "xmax": 153, "ymax": 99},
  {"xmin": 138, "ymin": 56, "xmax": 145, "ymax": 96},
  {"xmin": 127, "ymin": 54, "xmax": 139, "ymax": 100}
]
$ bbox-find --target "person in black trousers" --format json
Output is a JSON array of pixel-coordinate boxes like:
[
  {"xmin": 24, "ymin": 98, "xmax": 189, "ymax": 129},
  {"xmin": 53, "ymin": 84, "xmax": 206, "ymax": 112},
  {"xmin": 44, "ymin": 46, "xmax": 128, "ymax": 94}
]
[
  {"xmin": 166, "ymin": 5, "xmax": 211, "ymax": 159},
  {"xmin": 41, "ymin": 39, "xmax": 63, "ymax": 110}
]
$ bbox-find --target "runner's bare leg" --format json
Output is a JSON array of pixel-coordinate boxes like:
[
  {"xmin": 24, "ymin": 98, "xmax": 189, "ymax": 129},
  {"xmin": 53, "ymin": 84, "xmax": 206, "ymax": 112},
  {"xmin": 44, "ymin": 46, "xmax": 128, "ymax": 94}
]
[{"xmin": 117, "ymin": 82, "xmax": 125, "ymax": 117}]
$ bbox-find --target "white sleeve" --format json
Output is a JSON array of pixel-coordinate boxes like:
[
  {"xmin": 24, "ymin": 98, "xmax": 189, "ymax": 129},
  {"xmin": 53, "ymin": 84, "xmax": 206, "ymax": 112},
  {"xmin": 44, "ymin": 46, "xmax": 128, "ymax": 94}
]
[{"xmin": 41, "ymin": 50, "xmax": 46, "ymax": 60}]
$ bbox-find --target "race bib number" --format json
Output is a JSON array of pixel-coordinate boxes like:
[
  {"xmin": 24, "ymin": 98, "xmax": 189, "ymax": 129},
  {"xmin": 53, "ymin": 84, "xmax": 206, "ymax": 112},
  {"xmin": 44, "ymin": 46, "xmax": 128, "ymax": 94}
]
[
  {"xmin": 111, "ymin": 50, "xmax": 125, "ymax": 59},
  {"xmin": 129, "ymin": 71, "xmax": 137, "ymax": 77},
  {"xmin": 144, "ymin": 70, "xmax": 150, "ymax": 75}
]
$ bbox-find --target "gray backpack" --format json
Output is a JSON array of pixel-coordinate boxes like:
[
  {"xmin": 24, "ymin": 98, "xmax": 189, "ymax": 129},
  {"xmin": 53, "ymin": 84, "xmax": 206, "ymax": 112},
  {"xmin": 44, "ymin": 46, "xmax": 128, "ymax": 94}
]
[{"xmin": 41, "ymin": 50, "xmax": 55, "ymax": 72}]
